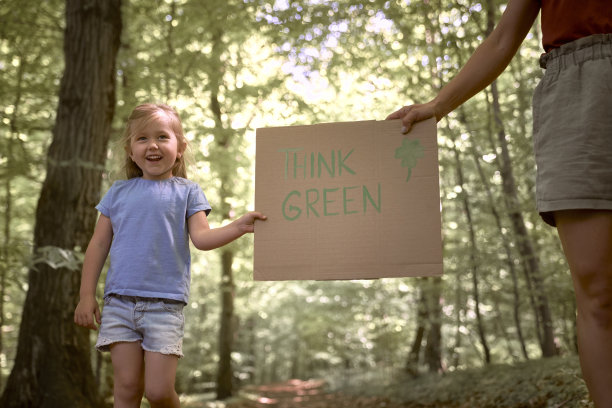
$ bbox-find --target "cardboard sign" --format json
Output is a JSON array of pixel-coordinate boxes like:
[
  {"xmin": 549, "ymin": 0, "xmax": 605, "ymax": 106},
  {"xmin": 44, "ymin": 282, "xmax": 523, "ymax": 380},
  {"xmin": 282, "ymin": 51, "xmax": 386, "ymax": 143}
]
[{"xmin": 254, "ymin": 118, "xmax": 442, "ymax": 280}]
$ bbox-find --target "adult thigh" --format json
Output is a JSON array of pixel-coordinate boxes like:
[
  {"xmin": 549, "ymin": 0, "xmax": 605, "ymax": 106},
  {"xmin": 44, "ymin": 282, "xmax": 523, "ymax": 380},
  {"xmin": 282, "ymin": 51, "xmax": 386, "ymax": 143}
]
[{"xmin": 555, "ymin": 210, "xmax": 612, "ymax": 326}]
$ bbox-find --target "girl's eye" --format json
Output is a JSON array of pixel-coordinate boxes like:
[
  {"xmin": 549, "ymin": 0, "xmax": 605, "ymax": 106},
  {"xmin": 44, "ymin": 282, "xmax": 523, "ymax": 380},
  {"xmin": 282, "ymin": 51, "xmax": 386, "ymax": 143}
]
[{"xmin": 158, "ymin": 134, "xmax": 169, "ymax": 140}]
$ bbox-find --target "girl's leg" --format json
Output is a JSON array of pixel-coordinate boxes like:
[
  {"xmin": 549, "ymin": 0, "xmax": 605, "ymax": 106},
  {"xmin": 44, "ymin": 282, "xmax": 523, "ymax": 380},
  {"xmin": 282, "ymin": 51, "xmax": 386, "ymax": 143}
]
[
  {"xmin": 143, "ymin": 351, "xmax": 181, "ymax": 408},
  {"xmin": 110, "ymin": 342, "xmax": 145, "ymax": 408},
  {"xmin": 555, "ymin": 210, "xmax": 612, "ymax": 407}
]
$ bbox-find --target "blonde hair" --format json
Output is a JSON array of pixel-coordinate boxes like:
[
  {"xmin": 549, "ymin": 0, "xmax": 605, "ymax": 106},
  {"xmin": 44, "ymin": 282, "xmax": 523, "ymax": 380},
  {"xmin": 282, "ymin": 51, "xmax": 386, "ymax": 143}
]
[{"xmin": 120, "ymin": 103, "xmax": 189, "ymax": 179}]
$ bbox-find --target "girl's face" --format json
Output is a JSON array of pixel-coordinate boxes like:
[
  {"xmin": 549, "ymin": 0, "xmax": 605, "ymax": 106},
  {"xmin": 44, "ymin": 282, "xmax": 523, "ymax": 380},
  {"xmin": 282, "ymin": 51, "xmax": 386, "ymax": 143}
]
[{"xmin": 129, "ymin": 113, "xmax": 184, "ymax": 180}]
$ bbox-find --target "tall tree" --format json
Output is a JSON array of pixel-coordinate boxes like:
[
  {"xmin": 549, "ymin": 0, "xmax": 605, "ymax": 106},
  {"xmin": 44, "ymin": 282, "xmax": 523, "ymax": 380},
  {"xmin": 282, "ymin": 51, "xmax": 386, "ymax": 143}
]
[
  {"xmin": 0, "ymin": 0, "xmax": 122, "ymax": 405},
  {"xmin": 460, "ymin": 107, "xmax": 529, "ymax": 360},
  {"xmin": 208, "ymin": 21, "xmax": 239, "ymax": 399},
  {"xmin": 0, "ymin": 0, "xmax": 65, "ymax": 388},
  {"xmin": 423, "ymin": 277, "xmax": 443, "ymax": 372},
  {"xmin": 487, "ymin": 78, "xmax": 557, "ymax": 357},
  {"xmin": 482, "ymin": 0, "xmax": 556, "ymax": 357},
  {"xmin": 405, "ymin": 282, "xmax": 428, "ymax": 375},
  {"xmin": 448, "ymin": 125, "xmax": 491, "ymax": 364}
]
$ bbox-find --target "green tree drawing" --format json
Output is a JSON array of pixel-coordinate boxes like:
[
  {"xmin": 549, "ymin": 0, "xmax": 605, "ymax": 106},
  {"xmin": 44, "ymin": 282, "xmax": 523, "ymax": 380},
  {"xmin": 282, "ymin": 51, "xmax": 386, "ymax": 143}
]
[{"xmin": 395, "ymin": 138, "xmax": 425, "ymax": 182}]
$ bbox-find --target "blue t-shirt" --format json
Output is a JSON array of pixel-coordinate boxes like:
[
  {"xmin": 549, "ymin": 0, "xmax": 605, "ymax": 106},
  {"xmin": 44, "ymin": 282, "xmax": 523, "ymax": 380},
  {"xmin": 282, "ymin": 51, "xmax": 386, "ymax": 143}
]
[{"xmin": 96, "ymin": 177, "xmax": 212, "ymax": 303}]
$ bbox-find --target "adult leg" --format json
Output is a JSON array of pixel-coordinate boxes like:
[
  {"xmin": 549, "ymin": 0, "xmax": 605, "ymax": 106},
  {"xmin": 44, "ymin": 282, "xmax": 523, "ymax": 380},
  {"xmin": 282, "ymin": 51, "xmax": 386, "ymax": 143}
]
[
  {"xmin": 109, "ymin": 342, "xmax": 145, "ymax": 408},
  {"xmin": 143, "ymin": 351, "xmax": 181, "ymax": 408},
  {"xmin": 555, "ymin": 210, "xmax": 612, "ymax": 407}
]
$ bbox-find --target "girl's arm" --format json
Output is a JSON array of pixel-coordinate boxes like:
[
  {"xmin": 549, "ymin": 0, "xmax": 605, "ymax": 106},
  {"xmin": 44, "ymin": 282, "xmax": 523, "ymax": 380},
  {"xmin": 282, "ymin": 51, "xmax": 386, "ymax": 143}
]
[
  {"xmin": 74, "ymin": 214, "xmax": 113, "ymax": 330},
  {"xmin": 188, "ymin": 211, "xmax": 267, "ymax": 251},
  {"xmin": 387, "ymin": 0, "xmax": 541, "ymax": 132}
]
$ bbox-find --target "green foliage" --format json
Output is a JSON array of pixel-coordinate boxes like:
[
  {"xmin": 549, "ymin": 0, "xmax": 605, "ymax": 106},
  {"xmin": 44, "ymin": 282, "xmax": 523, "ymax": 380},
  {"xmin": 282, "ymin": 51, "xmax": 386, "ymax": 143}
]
[
  {"xmin": 0, "ymin": 0, "xmax": 64, "ymax": 385},
  {"xmin": 1, "ymin": 0, "xmax": 577, "ymax": 400},
  {"xmin": 335, "ymin": 356, "xmax": 592, "ymax": 408}
]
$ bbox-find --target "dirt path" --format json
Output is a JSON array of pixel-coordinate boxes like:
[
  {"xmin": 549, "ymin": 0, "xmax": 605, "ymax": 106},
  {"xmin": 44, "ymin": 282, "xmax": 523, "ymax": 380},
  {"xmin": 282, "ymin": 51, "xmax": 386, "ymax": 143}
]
[{"xmin": 227, "ymin": 379, "xmax": 408, "ymax": 408}]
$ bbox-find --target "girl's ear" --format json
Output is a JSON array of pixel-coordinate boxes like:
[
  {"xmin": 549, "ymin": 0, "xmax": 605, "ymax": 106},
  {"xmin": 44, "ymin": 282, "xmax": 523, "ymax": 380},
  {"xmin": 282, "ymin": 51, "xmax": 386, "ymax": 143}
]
[{"xmin": 177, "ymin": 140, "xmax": 187, "ymax": 158}]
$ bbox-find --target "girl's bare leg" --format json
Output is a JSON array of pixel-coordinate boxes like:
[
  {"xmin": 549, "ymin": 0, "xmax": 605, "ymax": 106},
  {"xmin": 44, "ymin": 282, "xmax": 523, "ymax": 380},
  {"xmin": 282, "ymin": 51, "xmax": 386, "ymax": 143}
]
[
  {"xmin": 144, "ymin": 351, "xmax": 180, "ymax": 408},
  {"xmin": 555, "ymin": 210, "xmax": 612, "ymax": 407},
  {"xmin": 110, "ymin": 342, "xmax": 145, "ymax": 408}
]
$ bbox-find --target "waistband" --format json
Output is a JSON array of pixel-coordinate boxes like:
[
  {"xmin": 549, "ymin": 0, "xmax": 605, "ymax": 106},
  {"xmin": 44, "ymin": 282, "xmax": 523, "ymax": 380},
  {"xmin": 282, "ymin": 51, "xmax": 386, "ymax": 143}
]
[
  {"xmin": 107, "ymin": 294, "xmax": 184, "ymax": 304},
  {"xmin": 539, "ymin": 33, "xmax": 612, "ymax": 70}
]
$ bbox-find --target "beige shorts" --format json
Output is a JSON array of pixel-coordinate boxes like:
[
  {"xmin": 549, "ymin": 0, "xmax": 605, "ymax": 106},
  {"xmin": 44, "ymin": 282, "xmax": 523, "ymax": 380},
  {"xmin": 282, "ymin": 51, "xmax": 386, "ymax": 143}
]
[{"xmin": 533, "ymin": 34, "xmax": 612, "ymax": 226}]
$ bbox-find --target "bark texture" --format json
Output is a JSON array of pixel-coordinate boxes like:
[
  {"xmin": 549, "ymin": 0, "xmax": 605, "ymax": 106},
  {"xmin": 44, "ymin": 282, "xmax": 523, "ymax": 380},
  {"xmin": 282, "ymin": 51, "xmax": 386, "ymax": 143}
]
[{"xmin": 0, "ymin": 1, "xmax": 122, "ymax": 406}]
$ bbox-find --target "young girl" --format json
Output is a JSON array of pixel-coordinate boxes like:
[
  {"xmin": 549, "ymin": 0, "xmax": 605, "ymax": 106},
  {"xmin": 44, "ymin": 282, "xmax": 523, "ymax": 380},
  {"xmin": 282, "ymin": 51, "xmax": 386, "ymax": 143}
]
[
  {"xmin": 74, "ymin": 103, "xmax": 266, "ymax": 407},
  {"xmin": 388, "ymin": 1, "xmax": 611, "ymax": 406}
]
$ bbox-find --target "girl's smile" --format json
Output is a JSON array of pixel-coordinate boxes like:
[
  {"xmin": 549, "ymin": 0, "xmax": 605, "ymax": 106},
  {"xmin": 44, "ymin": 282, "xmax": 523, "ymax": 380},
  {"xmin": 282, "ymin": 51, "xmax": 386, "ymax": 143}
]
[{"xmin": 129, "ymin": 114, "xmax": 184, "ymax": 180}]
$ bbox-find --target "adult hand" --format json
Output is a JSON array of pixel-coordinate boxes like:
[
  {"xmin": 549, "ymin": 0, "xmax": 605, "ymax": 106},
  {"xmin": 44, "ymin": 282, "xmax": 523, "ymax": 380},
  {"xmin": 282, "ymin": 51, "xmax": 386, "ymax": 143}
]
[{"xmin": 386, "ymin": 101, "xmax": 438, "ymax": 134}]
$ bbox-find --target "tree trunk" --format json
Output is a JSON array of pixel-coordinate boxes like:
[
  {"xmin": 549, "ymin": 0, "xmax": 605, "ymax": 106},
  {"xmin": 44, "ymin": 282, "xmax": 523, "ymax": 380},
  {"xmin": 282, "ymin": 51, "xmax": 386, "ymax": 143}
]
[
  {"xmin": 2, "ymin": 50, "xmax": 28, "ymax": 392},
  {"xmin": 243, "ymin": 315, "xmax": 257, "ymax": 383},
  {"xmin": 206, "ymin": 18, "xmax": 243, "ymax": 399},
  {"xmin": 0, "ymin": 144, "xmax": 9, "ymax": 392},
  {"xmin": 0, "ymin": 1, "xmax": 122, "ymax": 406},
  {"xmin": 489, "ymin": 81, "xmax": 557, "ymax": 357},
  {"xmin": 210, "ymin": 92, "xmax": 238, "ymax": 400},
  {"xmin": 450, "ymin": 271, "xmax": 464, "ymax": 370},
  {"xmin": 405, "ymin": 282, "xmax": 427, "ymax": 375},
  {"xmin": 290, "ymin": 336, "xmax": 301, "ymax": 379},
  {"xmin": 457, "ymin": 107, "xmax": 530, "ymax": 360},
  {"xmin": 216, "ymin": 249, "xmax": 235, "ymax": 399},
  {"xmin": 483, "ymin": 0, "xmax": 557, "ymax": 358},
  {"xmin": 471, "ymin": 141, "xmax": 529, "ymax": 360},
  {"xmin": 424, "ymin": 277, "xmax": 443, "ymax": 373},
  {"xmin": 448, "ymin": 130, "xmax": 491, "ymax": 364}
]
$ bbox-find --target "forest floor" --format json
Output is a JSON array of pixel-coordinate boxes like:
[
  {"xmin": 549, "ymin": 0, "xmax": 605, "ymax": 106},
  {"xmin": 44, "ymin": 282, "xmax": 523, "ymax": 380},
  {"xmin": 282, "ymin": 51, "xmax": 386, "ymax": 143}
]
[{"xmin": 179, "ymin": 356, "xmax": 594, "ymax": 408}]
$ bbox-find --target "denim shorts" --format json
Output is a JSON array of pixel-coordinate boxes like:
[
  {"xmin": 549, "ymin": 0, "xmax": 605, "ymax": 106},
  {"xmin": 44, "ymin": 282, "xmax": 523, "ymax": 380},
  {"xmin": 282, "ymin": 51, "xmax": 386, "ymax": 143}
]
[
  {"xmin": 533, "ymin": 34, "xmax": 612, "ymax": 226},
  {"xmin": 95, "ymin": 295, "xmax": 185, "ymax": 357}
]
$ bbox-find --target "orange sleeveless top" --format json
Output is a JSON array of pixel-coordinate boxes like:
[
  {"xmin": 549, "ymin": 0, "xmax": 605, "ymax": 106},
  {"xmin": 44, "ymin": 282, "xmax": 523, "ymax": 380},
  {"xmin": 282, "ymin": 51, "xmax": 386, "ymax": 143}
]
[{"xmin": 539, "ymin": 0, "xmax": 612, "ymax": 52}]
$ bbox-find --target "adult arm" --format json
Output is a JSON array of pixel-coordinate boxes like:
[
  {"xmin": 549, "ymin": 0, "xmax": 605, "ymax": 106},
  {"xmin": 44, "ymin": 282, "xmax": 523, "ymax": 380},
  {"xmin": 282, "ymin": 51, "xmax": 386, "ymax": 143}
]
[{"xmin": 387, "ymin": 0, "xmax": 541, "ymax": 132}]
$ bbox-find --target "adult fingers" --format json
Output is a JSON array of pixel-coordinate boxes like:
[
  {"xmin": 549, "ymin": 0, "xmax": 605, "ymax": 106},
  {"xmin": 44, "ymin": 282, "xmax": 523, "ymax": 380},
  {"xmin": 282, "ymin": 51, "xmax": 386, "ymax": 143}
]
[
  {"xmin": 386, "ymin": 105, "xmax": 435, "ymax": 134},
  {"xmin": 385, "ymin": 105, "xmax": 411, "ymax": 120},
  {"xmin": 402, "ymin": 105, "xmax": 436, "ymax": 134}
]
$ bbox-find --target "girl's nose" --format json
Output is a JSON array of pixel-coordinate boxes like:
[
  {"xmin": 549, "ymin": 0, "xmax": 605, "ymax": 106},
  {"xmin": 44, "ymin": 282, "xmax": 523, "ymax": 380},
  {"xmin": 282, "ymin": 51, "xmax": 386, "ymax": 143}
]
[{"xmin": 148, "ymin": 140, "xmax": 159, "ymax": 149}]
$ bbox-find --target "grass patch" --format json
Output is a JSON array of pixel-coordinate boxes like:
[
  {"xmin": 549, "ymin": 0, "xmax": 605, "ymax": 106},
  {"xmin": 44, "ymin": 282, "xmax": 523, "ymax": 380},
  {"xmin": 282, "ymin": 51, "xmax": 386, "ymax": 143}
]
[{"xmin": 333, "ymin": 356, "xmax": 593, "ymax": 407}]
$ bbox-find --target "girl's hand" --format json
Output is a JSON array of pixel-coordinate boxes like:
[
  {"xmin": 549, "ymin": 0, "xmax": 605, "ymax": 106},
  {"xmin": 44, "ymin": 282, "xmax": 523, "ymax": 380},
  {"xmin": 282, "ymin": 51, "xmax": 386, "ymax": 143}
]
[
  {"xmin": 74, "ymin": 296, "xmax": 101, "ymax": 331},
  {"xmin": 386, "ymin": 101, "xmax": 439, "ymax": 134},
  {"xmin": 236, "ymin": 211, "xmax": 267, "ymax": 234},
  {"xmin": 189, "ymin": 211, "xmax": 267, "ymax": 250}
]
